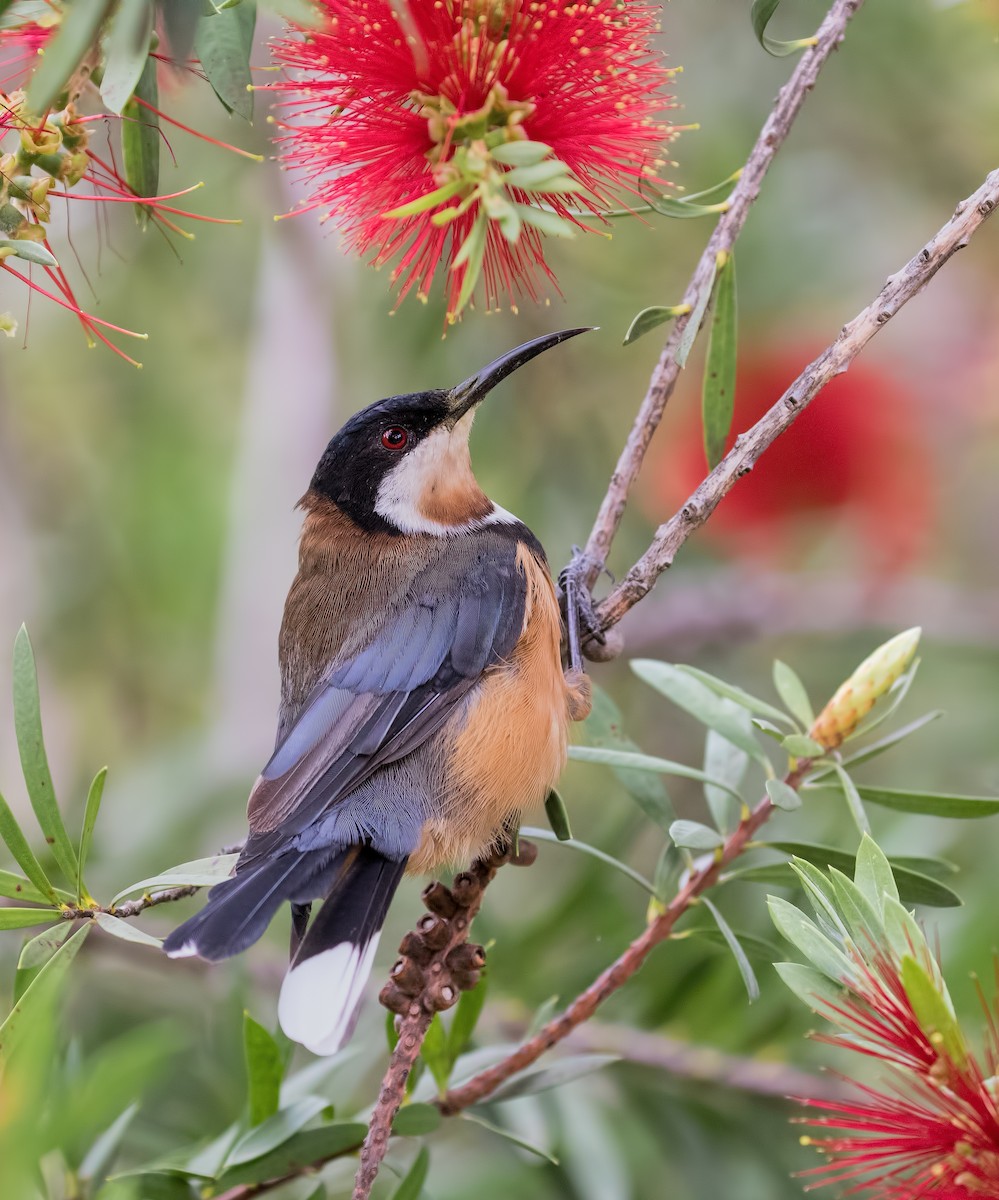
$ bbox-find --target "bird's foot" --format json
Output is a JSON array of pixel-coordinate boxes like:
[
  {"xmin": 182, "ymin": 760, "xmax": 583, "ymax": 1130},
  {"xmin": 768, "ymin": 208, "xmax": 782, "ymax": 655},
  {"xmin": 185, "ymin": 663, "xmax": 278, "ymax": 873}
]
[{"xmin": 557, "ymin": 546, "xmax": 623, "ymax": 671}]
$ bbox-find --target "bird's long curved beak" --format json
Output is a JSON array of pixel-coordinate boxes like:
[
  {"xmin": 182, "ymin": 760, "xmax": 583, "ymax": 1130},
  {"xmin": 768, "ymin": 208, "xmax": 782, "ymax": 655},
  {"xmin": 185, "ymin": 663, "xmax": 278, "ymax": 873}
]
[{"xmin": 447, "ymin": 327, "xmax": 596, "ymax": 421}]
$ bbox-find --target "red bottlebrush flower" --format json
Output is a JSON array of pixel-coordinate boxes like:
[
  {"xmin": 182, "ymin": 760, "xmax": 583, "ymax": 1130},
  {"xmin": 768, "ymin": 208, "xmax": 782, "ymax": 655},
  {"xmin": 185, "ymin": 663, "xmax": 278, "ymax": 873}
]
[
  {"xmin": 270, "ymin": 0, "xmax": 676, "ymax": 320},
  {"xmin": 0, "ymin": 17, "xmax": 53, "ymax": 94},
  {"xmin": 641, "ymin": 346, "xmax": 936, "ymax": 576},
  {"xmin": 798, "ymin": 955, "xmax": 999, "ymax": 1197}
]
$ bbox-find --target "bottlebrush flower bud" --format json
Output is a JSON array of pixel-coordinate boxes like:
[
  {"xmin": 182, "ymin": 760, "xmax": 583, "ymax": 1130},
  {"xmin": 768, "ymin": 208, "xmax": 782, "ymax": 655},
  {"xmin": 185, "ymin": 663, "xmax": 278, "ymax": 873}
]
[{"xmin": 809, "ymin": 627, "xmax": 921, "ymax": 751}]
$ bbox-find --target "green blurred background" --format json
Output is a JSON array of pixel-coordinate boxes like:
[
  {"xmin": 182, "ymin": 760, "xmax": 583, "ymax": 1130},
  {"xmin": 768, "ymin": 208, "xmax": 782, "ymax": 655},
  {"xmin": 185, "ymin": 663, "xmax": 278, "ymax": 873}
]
[{"xmin": 2, "ymin": 0, "xmax": 999, "ymax": 1196}]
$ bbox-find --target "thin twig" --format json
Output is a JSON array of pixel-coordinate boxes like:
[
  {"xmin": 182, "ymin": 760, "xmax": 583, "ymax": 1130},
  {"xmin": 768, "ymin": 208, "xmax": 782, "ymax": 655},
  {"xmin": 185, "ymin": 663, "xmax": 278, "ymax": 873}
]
[
  {"xmin": 436, "ymin": 763, "xmax": 811, "ymax": 1116},
  {"xmin": 594, "ymin": 168, "xmax": 999, "ymax": 632},
  {"xmin": 581, "ymin": 0, "xmax": 867, "ymax": 588}
]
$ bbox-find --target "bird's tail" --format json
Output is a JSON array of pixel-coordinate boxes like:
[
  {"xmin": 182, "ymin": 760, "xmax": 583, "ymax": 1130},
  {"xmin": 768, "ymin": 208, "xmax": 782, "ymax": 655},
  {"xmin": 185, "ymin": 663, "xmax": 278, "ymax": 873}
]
[{"xmin": 278, "ymin": 846, "xmax": 406, "ymax": 1056}]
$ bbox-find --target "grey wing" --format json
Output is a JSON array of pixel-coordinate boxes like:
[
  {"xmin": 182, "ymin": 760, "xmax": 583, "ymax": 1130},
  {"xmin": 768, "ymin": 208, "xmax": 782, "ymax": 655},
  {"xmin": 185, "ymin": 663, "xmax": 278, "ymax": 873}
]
[{"xmin": 240, "ymin": 533, "xmax": 529, "ymax": 863}]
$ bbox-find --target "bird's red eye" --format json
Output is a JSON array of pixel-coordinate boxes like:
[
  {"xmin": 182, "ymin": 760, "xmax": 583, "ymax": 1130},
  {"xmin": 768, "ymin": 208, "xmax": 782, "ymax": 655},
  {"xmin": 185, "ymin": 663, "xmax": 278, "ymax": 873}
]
[{"xmin": 381, "ymin": 426, "xmax": 408, "ymax": 451}]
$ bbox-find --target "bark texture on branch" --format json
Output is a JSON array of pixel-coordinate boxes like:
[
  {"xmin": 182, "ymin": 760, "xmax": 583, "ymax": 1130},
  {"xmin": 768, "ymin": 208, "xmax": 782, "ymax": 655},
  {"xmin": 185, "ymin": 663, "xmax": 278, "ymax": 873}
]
[{"xmin": 581, "ymin": 0, "xmax": 867, "ymax": 587}]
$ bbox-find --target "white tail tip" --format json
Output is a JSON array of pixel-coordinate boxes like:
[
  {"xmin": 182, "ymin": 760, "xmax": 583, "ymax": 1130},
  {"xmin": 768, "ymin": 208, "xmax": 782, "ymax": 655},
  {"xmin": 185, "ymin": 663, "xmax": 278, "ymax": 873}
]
[{"xmin": 278, "ymin": 935, "xmax": 380, "ymax": 1056}]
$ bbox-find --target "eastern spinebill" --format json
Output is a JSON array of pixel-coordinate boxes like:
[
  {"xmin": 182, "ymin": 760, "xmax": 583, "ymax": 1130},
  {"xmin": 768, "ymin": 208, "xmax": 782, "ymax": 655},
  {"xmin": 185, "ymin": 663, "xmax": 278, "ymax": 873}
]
[{"xmin": 164, "ymin": 329, "xmax": 593, "ymax": 1054}]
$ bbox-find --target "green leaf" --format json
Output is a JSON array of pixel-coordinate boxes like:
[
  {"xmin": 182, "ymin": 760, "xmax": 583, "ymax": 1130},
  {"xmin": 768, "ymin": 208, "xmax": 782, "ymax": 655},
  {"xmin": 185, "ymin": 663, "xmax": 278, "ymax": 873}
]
[
  {"xmin": 700, "ymin": 896, "xmax": 758, "ymax": 1001},
  {"xmin": 79, "ymin": 1103, "xmax": 140, "ymax": 1185},
  {"xmin": 195, "ymin": 1, "xmax": 256, "ymax": 120},
  {"xmin": 390, "ymin": 1146, "xmax": 429, "ymax": 1200},
  {"xmin": 520, "ymin": 827, "xmax": 657, "ymax": 896},
  {"xmin": 244, "ymin": 1013, "xmax": 284, "ymax": 1126},
  {"xmin": 622, "ymin": 304, "xmax": 690, "ymax": 347},
  {"xmin": 27, "ymin": 0, "xmax": 113, "ymax": 111},
  {"xmin": 77, "ymin": 766, "xmax": 106, "ymax": 903},
  {"xmin": 0, "ymin": 923, "xmax": 89, "ymax": 1065},
  {"xmin": 780, "ymin": 734, "xmax": 825, "ymax": 759},
  {"xmin": 0, "ymin": 907, "xmax": 61, "ymax": 929},
  {"xmin": 833, "ymin": 765, "xmax": 870, "ymax": 836},
  {"xmin": 772, "ymin": 841, "xmax": 961, "ymax": 907},
  {"xmin": 631, "ymin": 660, "xmax": 768, "ymax": 766},
  {"xmin": 460, "ymin": 1112, "xmax": 559, "ymax": 1164},
  {"xmin": 675, "ymin": 665, "xmax": 795, "ymax": 730},
  {"xmin": 838, "ymin": 711, "xmax": 944, "ymax": 770},
  {"xmin": 669, "ymin": 819, "xmax": 723, "ymax": 852},
  {"xmin": 578, "ymin": 687, "xmax": 674, "ymax": 829},
  {"xmin": 502, "ymin": 160, "xmax": 580, "ymax": 194},
  {"xmin": 94, "ymin": 912, "xmax": 163, "ymax": 947},
  {"xmin": 156, "ymin": 0, "xmax": 202, "ymax": 59},
  {"xmin": 112, "ymin": 853, "xmax": 238, "ymax": 902},
  {"xmin": 772, "ymin": 660, "xmax": 814, "ymax": 727},
  {"xmin": 0, "ymin": 239, "xmax": 58, "ymax": 267},
  {"xmin": 448, "ymin": 974, "xmax": 488, "ymax": 1070},
  {"xmin": 384, "ymin": 180, "xmax": 467, "ymax": 219},
  {"xmin": 701, "ymin": 251, "xmax": 737, "ymax": 468},
  {"xmin": 767, "ymin": 896, "xmax": 854, "ymax": 983},
  {"xmin": 900, "ymin": 955, "xmax": 966, "ymax": 1066},
  {"xmin": 450, "ymin": 214, "xmax": 488, "ymax": 316},
  {"xmin": 122, "ymin": 54, "xmax": 160, "ymax": 226},
  {"xmin": 856, "ymin": 787, "xmax": 999, "ymax": 819},
  {"xmin": 544, "ymin": 788, "xmax": 572, "ymax": 842},
  {"xmin": 773, "ymin": 962, "xmax": 845, "ymax": 1012},
  {"xmin": 420, "ymin": 1015, "xmax": 451, "ymax": 1093},
  {"xmin": 766, "ymin": 779, "xmax": 801, "ymax": 811},
  {"xmin": 527, "ymin": 995, "xmax": 560, "ymax": 1038},
  {"xmin": 0, "ymin": 789, "xmax": 59, "ymax": 905},
  {"xmin": 652, "ymin": 842, "xmax": 682, "ymax": 900},
  {"xmin": 0, "ymin": 868, "xmax": 63, "ymax": 906},
  {"xmin": 513, "ymin": 202, "xmax": 577, "ymax": 238},
  {"xmin": 676, "ymin": 257, "xmax": 717, "ymax": 367},
  {"xmin": 487, "ymin": 1054, "xmax": 618, "ymax": 1103},
  {"xmin": 490, "ymin": 140, "xmax": 552, "ymax": 166},
  {"xmin": 392, "ymin": 1103, "xmax": 442, "ymax": 1137},
  {"xmin": 100, "ymin": 0, "xmax": 155, "ymax": 113},
  {"xmin": 703, "ymin": 707, "xmax": 750, "ymax": 833},
  {"xmin": 13, "ymin": 625, "xmax": 78, "ymax": 886},
  {"xmin": 569, "ymin": 745, "xmax": 740, "ymax": 802},
  {"xmin": 827, "ymin": 868, "xmax": 884, "ymax": 946},
  {"xmin": 750, "ymin": 0, "xmax": 818, "ymax": 56},
  {"xmin": 18, "ymin": 919, "xmax": 75, "ymax": 969},
  {"xmin": 212, "ymin": 1124, "xmax": 367, "ymax": 1190},
  {"xmin": 854, "ymin": 834, "xmax": 898, "ymax": 915},
  {"xmin": 225, "ymin": 1096, "xmax": 329, "ymax": 1167}
]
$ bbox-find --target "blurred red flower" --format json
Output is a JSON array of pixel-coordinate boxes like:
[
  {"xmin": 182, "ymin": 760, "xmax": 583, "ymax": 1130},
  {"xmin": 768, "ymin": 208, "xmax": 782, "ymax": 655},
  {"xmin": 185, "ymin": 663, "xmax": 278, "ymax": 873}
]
[
  {"xmin": 270, "ymin": 0, "xmax": 675, "ymax": 320},
  {"xmin": 641, "ymin": 347, "xmax": 936, "ymax": 575},
  {"xmin": 0, "ymin": 18, "xmax": 52, "ymax": 94}
]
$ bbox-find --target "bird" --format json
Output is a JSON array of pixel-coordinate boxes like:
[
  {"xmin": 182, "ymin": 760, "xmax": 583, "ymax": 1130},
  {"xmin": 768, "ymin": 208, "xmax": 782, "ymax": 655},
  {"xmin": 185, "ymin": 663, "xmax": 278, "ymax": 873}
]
[{"xmin": 164, "ymin": 328, "xmax": 594, "ymax": 1056}]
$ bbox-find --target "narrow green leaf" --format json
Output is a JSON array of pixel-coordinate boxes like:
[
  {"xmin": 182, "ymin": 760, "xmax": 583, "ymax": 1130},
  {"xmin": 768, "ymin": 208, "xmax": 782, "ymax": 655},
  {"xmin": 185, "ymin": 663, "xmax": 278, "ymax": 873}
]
[
  {"xmin": 652, "ymin": 842, "xmax": 682, "ymax": 901},
  {"xmin": 0, "ymin": 923, "xmax": 89, "ymax": 1065},
  {"xmin": 527, "ymin": 996, "xmax": 560, "ymax": 1038},
  {"xmin": 195, "ymin": 1, "xmax": 256, "ymax": 120},
  {"xmin": 79, "ymin": 1103, "xmax": 140, "ymax": 1184},
  {"xmin": 767, "ymin": 842, "xmax": 961, "ymax": 908},
  {"xmin": 392, "ymin": 1103, "xmax": 442, "ymax": 1137},
  {"xmin": 900, "ymin": 955, "xmax": 966, "ymax": 1066},
  {"xmin": 390, "ymin": 1146, "xmax": 429, "ymax": 1200},
  {"xmin": 701, "ymin": 251, "xmax": 737, "ymax": 468},
  {"xmin": 839, "ymin": 711, "xmax": 944, "ymax": 770},
  {"xmin": 27, "ymin": 0, "xmax": 113, "ymax": 111},
  {"xmin": 13, "ymin": 625, "xmax": 78, "ymax": 885},
  {"xmin": 244, "ymin": 1013, "xmax": 284, "ymax": 1126},
  {"xmin": 544, "ymin": 788, "xmax": 573, "ymax": 842},
  {"xmin": 0, "ymin": 907, "xmax": 61, "ymax": 929},
  {"xmin": 0, "ymin": 239, "xmax": 58, "ymax": 267},
  {"xmin": 827, "ymin": 868, "xmax": 884, "ymax": 946},
  {"xmin": 669, "ymin": 819, "xmax": 723, "ymax": 852},
  {"xmin": 854, "ymin": 833, "xmax": 898, "ymax": 915},
  {"xmin": 787, "ymin": 859, "xmax": 848, "ymax": 936},
  {"xmin": 460, "ymin": 1112, "xmax": 559, "ymax": 1164},
  {"xmin": 772, "ymin": 660, "xmax": 814, "ymax": 727},
  {"xmin": 384, "ymin": 179, "xmax": 467, "ymax": 219},
  {"xmin": 94, "ymin": 912, "xmax": 163, "ymax": 947},
  {"xmin": 569, "ymin": 746, "xmax": 740, "ymax": 800},
  {"xmin": 122, "ymin": 54, "xmax": 160, "ymax": 226},
  {"xmin": 112, "ymin": 853, "xmax": 238, "ymax": 902},
  {"xmin": 0, "ymin": 868, "xmax": 64, "ymax": 906},
  {"xmin": 622, "ymin": 304, "xmax": 689, "ymax": 347},
  {"xmin": 156, "ymin": 0, "xmax": 202, "ymax": 59},
  {"xmin": 856, "ymin": 787, "xmax": 999, "ymax": 819},
  {"xmin": 450, "ymin": 214, "xmax": 488, "ymax": 316},
  {"xmin": 100, "ymin": 0, "xmax": 155, "ymax": 113},
  {"xmin": 641, "ymin": 194, "xmax": 729, "ymax": 219},
  {"xmin": 767, "ymin": 896, "xmax": 854, "ymax": 983},
  {"xmin": 225, "ymin": 1096, "xmax": 330, "ymax": 1167},
  {"xmin": 212, "ymin": 1124, "xmax": 367, "ymax": 1190},
  {"xmin": 703, "ymin": 708, "xmax": 750, "ymax": 832},
  {"xmin": 0, "ymin": 789, "xmax": 59, "ymax": 904},
  {"xmin": 750, "ymin": 0, "xmax": 818, "ymax": 57},
  {"xmin": 512, "ymin": 202, "xmax": 577, "ymax": 238},
  {"xmin": 502, "ymin": 161, "xmax": 578, "ymax": 193},
  {"xmin": 448, "ymin": 974, "xmax": 488, "ymax": 1069},
  {"xmin": 520, "ymin": 827, "xmax": 657, "ymax": 896},
  {"xmin": 77, "ymin": 766, "xmax": 106, "ymax": 903},
  {"xmin": 774, "ymin": 961, "xmax": 845, "ymax": 1012},
  {"xmin": 18, "ymin": 919, "xmax": 74, "ymax": 969},
  {"xmin": 676, "ymin": 258, "xmax": 717, "ymax": 367},
  {"xmin": 632, "ymin": 660, "xmax": 768, "ymax": 765},
  {"xmin": 676, "ymin": 665, "xmax": 796, "ymax": 730},
  {"xmin": 700, "ymin": 896, "xmax": 758, "ymax": 1001},
  {"xmin": 781, "ymin": 734, "xmax": 825, "ymax": 759},
  {"xmin": 487, "ymin": 1054, "xmax": 618, "ymax": 1103},
  {"xmin": 490, "ymin": 140, "xmax": 552, "ymax": 166},
  {"xmin": 420, "ymin": 1015, "xmax": 451, "ymax": 1093},
  {"xmin": 889, "ymin": 854, "xmax": 959, "ymax": 880},
  {"xmin": 766, "ymin": 779, "xmax": 801, "ymax": 811},
  {"xmin": 833, "ymin": 765, "xmax": 870, "ymax": 836},
  {"xmin": 882, "ymin": 896, "xmax": 929, "ymax": 963}
]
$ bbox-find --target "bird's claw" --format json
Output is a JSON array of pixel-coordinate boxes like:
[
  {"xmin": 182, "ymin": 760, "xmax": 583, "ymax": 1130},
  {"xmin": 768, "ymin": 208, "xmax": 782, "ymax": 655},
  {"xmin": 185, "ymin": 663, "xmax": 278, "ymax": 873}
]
[{"xmin": 558, "ymin": 546, "xmax": 606, "ymax": 673}]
